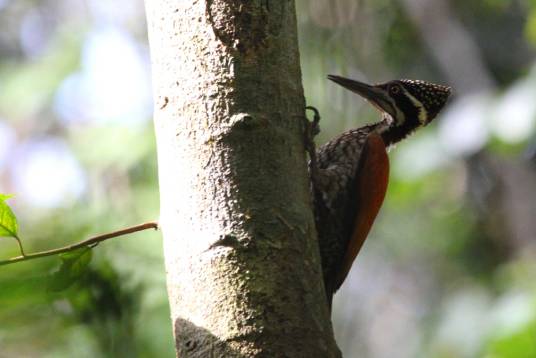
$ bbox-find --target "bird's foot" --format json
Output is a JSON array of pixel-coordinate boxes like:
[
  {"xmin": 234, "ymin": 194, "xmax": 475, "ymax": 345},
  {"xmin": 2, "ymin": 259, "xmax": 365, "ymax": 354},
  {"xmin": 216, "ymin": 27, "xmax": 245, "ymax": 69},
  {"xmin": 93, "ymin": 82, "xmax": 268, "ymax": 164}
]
[
  {"xmin": 304, "ymin": 105, "xmax": 321, "ymax": 192},
  {"xmin": 304, "ymin": 105, "xmax": 321, "ymax": 159},
  {"xmin": 305, "ymin": 105, "xmax": 321, "ymax": 137}
]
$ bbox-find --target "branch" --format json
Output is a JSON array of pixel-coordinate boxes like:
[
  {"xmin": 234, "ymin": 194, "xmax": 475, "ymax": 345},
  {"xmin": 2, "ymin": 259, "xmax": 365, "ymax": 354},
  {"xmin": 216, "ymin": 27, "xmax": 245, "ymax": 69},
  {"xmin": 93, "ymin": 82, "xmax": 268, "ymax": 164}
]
[
  {"xmin": 13, "ymin": 235, "xmax": 26, "ymax": 257},
  {"xmin": 0, "ymin": 221, "xmax": 158, "ymax": 267}
]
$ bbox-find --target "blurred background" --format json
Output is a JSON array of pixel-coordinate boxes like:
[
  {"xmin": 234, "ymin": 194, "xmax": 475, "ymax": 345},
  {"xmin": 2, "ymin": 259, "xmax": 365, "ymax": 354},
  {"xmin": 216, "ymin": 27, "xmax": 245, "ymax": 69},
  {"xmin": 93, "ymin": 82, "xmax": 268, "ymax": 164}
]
[{"xmin": 0, "ymin": 0, "xmax": 535, "ymax": 357}]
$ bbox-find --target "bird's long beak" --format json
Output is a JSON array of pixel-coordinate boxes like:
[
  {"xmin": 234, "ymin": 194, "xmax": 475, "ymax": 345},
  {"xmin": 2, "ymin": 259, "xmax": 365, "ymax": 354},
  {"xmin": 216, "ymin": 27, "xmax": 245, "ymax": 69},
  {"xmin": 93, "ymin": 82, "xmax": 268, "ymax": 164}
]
[{"xmin": 327, "ymin": 75, "xmax": 396, "ymax": 118}]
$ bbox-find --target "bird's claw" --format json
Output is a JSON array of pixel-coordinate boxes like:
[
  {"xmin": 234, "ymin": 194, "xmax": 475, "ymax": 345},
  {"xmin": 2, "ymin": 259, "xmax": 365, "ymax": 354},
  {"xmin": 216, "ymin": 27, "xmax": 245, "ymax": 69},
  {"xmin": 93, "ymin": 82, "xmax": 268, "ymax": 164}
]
[
  {"xmin": 303, "ymin": 105, "xmax": 321, "ymax": 161},
  {"xmin": 304, "ymin": 105, "xmax": 322, "ymax": 194},
  {"xmin": 305, "ymin": 106, "xmax": 321, "ymax": 136}
]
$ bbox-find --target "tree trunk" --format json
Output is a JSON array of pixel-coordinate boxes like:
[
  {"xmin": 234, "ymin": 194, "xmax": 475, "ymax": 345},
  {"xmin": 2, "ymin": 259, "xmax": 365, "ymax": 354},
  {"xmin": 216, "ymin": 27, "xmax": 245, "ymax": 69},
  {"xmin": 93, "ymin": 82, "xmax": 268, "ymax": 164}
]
[{"xmin": 145, "ymin": 1, "xmax": 340, "ymax": 357}]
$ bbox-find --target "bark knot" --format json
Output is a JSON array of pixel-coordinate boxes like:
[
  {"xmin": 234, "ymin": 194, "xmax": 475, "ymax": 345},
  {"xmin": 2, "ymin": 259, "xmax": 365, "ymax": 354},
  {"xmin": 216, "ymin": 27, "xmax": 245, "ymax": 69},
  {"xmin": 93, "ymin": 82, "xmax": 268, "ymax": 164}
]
[{"xmin": 206, "ymin": 0, "xmax": 284, "ymax": 54}]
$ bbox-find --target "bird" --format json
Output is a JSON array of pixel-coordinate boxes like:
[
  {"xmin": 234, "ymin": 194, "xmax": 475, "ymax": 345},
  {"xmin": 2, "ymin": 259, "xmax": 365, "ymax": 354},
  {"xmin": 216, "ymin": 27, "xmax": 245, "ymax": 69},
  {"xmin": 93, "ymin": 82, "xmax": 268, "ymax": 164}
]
[{"xmin": 311, "ymin": 74, "xmax": 451, "ymax": 309}]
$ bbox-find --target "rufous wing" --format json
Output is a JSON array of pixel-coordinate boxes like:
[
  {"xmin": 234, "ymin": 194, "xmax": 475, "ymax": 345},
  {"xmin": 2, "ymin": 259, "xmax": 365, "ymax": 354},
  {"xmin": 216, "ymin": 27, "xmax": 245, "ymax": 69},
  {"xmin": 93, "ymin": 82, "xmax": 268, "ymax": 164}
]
[{"xmin": 334, "ymin": 133, "xmax": 390, "ymax": 290}]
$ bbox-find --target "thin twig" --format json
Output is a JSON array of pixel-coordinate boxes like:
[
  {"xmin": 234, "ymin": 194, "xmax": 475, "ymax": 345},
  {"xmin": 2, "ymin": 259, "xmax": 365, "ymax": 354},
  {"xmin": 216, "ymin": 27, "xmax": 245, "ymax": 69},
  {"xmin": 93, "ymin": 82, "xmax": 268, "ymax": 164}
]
[
  {"xmin": 0, "ymin": 222, "xmax": 158, "ymax": 267},
  {"xmin": 13, "ymin": 236, "xmax": 26, "ymax": 257}
]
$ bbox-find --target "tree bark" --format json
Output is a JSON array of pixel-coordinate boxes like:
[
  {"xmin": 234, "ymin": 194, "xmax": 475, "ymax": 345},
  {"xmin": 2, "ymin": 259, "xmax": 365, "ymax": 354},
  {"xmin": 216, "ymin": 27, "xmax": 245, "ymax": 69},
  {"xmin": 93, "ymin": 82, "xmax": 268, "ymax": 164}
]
[{"xmin": 145, "ymin": 1, "xmax": 340, "ymax": 357}]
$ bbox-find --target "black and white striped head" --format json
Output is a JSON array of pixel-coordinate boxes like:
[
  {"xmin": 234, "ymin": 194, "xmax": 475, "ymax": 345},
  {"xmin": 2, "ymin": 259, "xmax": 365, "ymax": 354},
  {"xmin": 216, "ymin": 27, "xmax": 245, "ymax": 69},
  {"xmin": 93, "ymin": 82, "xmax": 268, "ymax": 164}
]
[
  {"xmin": 327, "ymin": 75, "xmax": 451, "ymax": 127},
  {"xmin": 380, "ymin": 79, "xmax": 451, "ymax": 126}
]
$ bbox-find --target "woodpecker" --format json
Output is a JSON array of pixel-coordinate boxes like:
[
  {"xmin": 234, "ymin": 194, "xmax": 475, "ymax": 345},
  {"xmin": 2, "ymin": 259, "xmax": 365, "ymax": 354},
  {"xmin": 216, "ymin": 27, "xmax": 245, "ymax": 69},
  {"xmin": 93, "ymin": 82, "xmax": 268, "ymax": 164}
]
[{"xmin": 312, "ymin": 75, "xmax": 451, "ymax": 308}]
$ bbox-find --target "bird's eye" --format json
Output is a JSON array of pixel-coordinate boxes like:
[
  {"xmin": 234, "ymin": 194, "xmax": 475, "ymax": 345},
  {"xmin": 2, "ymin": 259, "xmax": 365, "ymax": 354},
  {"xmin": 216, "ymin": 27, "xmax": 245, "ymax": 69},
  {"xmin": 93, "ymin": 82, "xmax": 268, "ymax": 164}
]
[{"xmin": 390, "ymin": 85, "xmax": 400, "ymax": 94}]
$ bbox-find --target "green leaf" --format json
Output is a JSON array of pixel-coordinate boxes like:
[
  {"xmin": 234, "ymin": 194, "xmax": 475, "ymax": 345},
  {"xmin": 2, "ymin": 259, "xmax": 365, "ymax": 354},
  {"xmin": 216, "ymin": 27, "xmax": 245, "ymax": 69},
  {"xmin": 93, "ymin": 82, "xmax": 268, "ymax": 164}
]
[
  {"xmin": 0, "ymin": 194, "xmax": 13, "ymax": 201},
  {"xmin": 485, "ymin": 318, "xmax": 536, "ymax": 358},
  {"xmin": 48, "ymin": 247, "xmax": 93, "ymax": 292},
  {"xmin": 0, "ymin": 195, "xmax": 18, "ymax": 239}
]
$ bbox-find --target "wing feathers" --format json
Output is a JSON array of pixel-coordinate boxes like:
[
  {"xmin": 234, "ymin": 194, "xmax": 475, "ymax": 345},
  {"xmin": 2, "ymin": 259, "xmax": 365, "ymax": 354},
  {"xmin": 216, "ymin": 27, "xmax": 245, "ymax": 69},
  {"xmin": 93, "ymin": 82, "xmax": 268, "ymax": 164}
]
[{"xmin": 334, "ymin": 133, "xmax": 390, "ymax": 290}]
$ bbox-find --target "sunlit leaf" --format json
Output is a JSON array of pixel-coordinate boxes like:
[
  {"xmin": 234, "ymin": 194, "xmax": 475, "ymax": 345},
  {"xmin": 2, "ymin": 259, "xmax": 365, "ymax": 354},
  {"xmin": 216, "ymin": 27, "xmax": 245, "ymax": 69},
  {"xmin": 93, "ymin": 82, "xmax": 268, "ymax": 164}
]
[
  {"xmin": 485, "ymin": 318, "xmax": 536, "ymax": 358},
  {"xmin": 0, "ymin": 195, "xmax": 18, "ymax": 239},
  {"xmin": 0, "ymin": 194, "xmax": 13, "ymax": 201}
]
